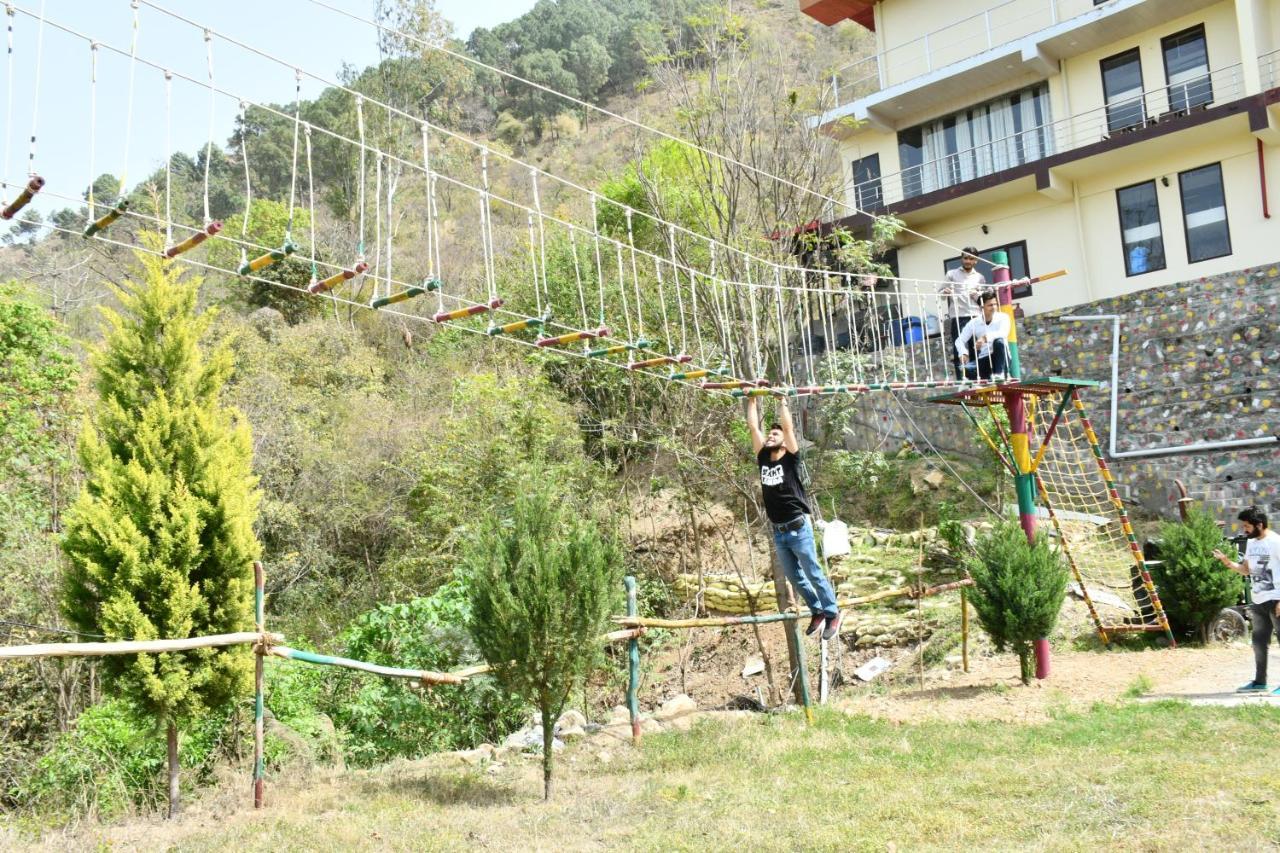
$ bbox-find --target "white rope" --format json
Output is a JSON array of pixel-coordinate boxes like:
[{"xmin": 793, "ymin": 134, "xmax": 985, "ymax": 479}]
[
  {"xmin": 669, "ymin": 228, "xmax": 688, "ymax": 355},
  {"xmin": 615, "ymin": 243, "xmax": 633, "ymax": 344},
  {"xmin": 421, "ymin": 122, "xmax": 441, "ymax": 291},
  {"xmin": 86, "ymin": 40, "xmax": 96, "ymax": 219},
  {"xmin": 747, "ymin": 259, "xmax": 763, "ymax": 378},
  {"xmin": 119, "ymin": 0, "xmax": 139, "ymax": 195},
  {"xmin": 24, "ymin": 0, "xmax": 43, "ymax": 176},
  {"xmin": 590, "ymin": 194, "xmax": 607, "ymax": 327},
  {"xmin": 355, "ymin": 94, "xmax": 365, "ymax": 257},
  {"xmin": 568, "ymin": 225, "xmax": 588, "ymax": 329},
  {"xmin": 480, "ymin": 149, "xmax": 496, "ymax": 302},
  {"xmin": 202, "ymin": 28, "xmax": 213, "ymax": 224},
  {"xmin": 689, "ymin": 266, "xmax": 706, "ymax": 367},
  {"xmin": 531, "ymin": 169, "xmax": 548, "ymax": 313},
  {"xmin": 625, "ymin": 209, "xmax": 643, "ymax": 339},
  {"xmin": 775, "ymin": 268, "xmax": 791, "ymax": 386},
  {"xmin": 526, "ymin": 209, "xmax": 541, "ymax": 317},
  {"xmin": 163, "ymin": 69, "xmax": 172, "ymax": 245},
  {"xmin": 654, "ymin": 255, "xmax": 673, "ymax": 354},
  {"xmin": 237, "ymin": 100, "xmax": 250, "ymax": 266},
  {"xmin": 287, "ymin": 68, "xmax": 301, "ymax": 235},
  {"xmin": 305, "ymin": 124, "xmax": 317, "ymax": 280},
  {"xmin": 373, "ymin": 152, "xmax": 382, "ymax": 299},
  {"xmin": 4, "ymin": 3, "xmax": 15, "ymax": 199},
  {"xmin": 385, "ymin": 156, "xmax": 396, "ymax": 298}
]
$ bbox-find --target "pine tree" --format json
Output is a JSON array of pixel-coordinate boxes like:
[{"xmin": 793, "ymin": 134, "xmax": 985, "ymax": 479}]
[
  {"xmin": 1150, "ymin": 508, "xmax": 1242, "ymax": 642},
  {"xmin": 967, "ymin": 521, "xmax": 1069, "ymax": 684},
  {"xmin": 463, "ymin": 484, "xmax": 621, "ymax": 801},
  {"xmin": 60, "ymin": 236, "xmax": 260, "ymax": 817}
]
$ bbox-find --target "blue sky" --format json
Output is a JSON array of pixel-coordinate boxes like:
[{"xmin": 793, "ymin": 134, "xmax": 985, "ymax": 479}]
[{"xmin": 2, "ymin": 0, "xmax": 537, "ymax": 221}]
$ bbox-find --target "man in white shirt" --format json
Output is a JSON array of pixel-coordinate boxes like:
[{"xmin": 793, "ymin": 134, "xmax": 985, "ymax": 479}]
[
  {"xmin": 941, "ymin": 247, "xmax": 985, "ymax": 379},
  {"xmin": 955, "ymin": 291, "xmax": 1010, "ymax": 380},
  {"xmin": 1214, "ymin": 506, "xmax": 1280, "ymax": 693}
]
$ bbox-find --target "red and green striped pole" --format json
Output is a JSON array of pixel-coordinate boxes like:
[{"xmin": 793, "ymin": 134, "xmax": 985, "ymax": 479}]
[
  {"xmin": 991, "ymin": 249, "xmax": 1021, "ymax": 379},
  {"xmin": 253, "ymin": 560, "xmax": 265, "ymax": 809}
]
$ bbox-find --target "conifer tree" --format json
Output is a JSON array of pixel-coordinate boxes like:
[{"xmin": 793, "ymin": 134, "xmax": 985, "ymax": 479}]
[
  {"xmin": 1150, "ymin": 508, "xmax": 1242, "ymax": 642},
  {"xmin": 966, "ymin": 521, "xmax": 1068, "ymax": 684},
  {"xmin": 464, "ymin": 484, "xmax": 621, "ymax": 801},
  {"xmin": 61, "ymin": 236, "xmax": 260, "ymax": 817}
]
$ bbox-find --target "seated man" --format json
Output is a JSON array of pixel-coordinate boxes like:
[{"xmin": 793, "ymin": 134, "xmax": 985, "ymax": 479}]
[
  {"xmin": 746, "ymin": 395, "xmax": 841, "ymax": 641},
  {"xmin": 957, "ymin": 290, "xmax": 1011, "ymax": 380}
]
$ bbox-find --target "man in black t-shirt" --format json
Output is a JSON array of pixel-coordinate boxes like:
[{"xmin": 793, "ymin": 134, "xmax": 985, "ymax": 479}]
[{"xmin": 747, "ymin": 396, "xmax": 841, "ymax": 640}]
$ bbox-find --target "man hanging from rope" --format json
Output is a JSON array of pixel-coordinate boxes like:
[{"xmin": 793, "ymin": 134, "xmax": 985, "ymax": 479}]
[{"xmin": 747, "ymin": 396, "xmax": 842, "ymax": 640}]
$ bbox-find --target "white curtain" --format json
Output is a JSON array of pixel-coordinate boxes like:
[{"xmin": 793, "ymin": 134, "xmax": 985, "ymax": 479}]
[{"xmin": 917, "ymin": 84, "xmax": 1051, "ymax": 192}]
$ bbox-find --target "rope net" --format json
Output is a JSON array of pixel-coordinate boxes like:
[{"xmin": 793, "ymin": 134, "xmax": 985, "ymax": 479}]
[{"xmin": 1030, "ymin": 390, "xmax": 1172, "ymax": 640}]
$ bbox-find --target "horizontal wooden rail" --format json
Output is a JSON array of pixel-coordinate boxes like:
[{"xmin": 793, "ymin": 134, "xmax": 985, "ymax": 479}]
[
  {"xmin": 0, "ymin": 631, "xmax": 283, "ymax": 660},
  {"xmin": 267, "ymin": 646, "xmax": 468, "ymax": 685}
]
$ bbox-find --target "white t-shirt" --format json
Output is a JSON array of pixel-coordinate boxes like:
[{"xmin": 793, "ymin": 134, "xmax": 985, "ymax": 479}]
[
  {"xmin": 940, "ymin": 267, "xmax": 985, "ymax": 318},
  {"xmin": 1244, "ymin": 530, "xmax": 1280, "ymax": 603},
  {"xmin": 955, "ymin": 311, "xmax": 1010, "ymax": 359}
]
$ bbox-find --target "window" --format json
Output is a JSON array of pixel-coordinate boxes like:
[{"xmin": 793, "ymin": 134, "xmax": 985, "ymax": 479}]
[
  {"xmin": 851, "ymin": 154, "xmax": 883, "ymax": 210},
  {"xmin": 1116, "ymin": 181, "xmax": 1166, "ymax": 276},
  {"xmin": 896, "ymin": 83, "xmax": 1052, "ymax": 199},
  {"xmin": 1179, "ymin": 163, "xmax": 1230, "ymax": 262},
  {"xmin": 1101, "ymin": 48, "xmax": 1145, "ymax": 132},
  {"xmin": 943, "ymin": 241, "xmax": 1033, "ymax": 299},
  {"xmin": 1163, "ymin": 26, "xmax": 1212, "ymax": 113}
]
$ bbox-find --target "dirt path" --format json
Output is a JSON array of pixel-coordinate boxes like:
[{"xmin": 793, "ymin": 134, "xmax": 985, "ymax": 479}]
[{"xmin": 837, "ymin": 642, "xmax": 1278, "ymax": 723}]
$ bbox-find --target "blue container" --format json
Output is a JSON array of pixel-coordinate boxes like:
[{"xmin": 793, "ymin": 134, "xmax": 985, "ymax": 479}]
[{"xmin": 888, "ymin": 316, "xmax": 925, "ymax": 346}]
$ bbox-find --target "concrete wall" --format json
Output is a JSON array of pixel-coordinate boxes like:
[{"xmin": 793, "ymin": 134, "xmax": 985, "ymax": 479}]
[{"xmin": 839, "ymin": 262, "xmax": 1280, "ymax": 530}]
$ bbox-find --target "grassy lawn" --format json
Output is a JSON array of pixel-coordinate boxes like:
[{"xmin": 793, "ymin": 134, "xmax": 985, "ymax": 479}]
[{"xmin": 29, "ymin": 700, "xmax": 1280, "ymax": 852}]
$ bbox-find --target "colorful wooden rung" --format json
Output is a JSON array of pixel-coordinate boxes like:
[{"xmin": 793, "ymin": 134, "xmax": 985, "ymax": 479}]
[
  {"xmin": 700, "ymin": 378, "xmax": 771, "ymax": 390},
  {"xmin": 83, "ymin": 200, "xmax": 128, "ymax": 237},
  {"xmin": 433, "ymin": 298, "xmax": 504, "ymax": 323},
  {"xmin": 371, "ymin": 283, "xmax": 433, "ymax": 309},
  {"xmin": 628, "ymin": 354, "xmax": 693, "ymax": 370},
  {"xmin": 488, "ymin": 316, "xmax": 545, "ymax": 336},
  {"xmin": 308, "ymin": 260, "xmax": 369, "ymax": 295},
  {"xmin": 1, "ymin": 176, "xmax": 44, "ymax": 220},
  {"xmin": 670, "ymin": 366, "xmax": 728, "ymax": 382},
  {"xmin": 165, "ymin": 221, "xmax": 223, "ymax": 258},
  {"xmin": 536, "ymin": 326, "xmax": 610, "ymax": 348},
  {"xmin": 239, "ymin": 240, "xmax": 297, "ymax": 276},
  {"xmin": 730, "ymin": 387, "xmax": 796, "ymax": 398},
  {"xmin": 587, "ymin": 339, "xmax": 652, "ymax": 358}
]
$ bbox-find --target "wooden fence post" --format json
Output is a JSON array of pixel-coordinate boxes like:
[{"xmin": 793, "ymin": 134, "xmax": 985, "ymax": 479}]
[
  {"xmin": 625, "ymin": 575, "xmax": 642, "ymax": 746},
  {"xmin": 254, "ymin": 560, "xmax": 265, "ymax": 810}
]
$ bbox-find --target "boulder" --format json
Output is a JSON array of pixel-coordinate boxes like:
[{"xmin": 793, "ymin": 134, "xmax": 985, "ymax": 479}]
[{"xmin": 655, "ymin": 694, "xmax": 697, "ymax": 721}]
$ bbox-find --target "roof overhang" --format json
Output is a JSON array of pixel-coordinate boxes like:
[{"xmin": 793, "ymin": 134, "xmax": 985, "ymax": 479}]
[{"xmin": 800, "ymin": 0, "xmax": 876, "ymax": 30}]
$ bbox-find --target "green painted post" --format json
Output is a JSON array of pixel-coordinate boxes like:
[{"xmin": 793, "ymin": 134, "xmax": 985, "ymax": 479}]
[
  {"xmin": 253, "ymin": 561, "xmax": 265, "ymax": 809},
  {"xmin": 787, "ymin": 618, "xmax": 814, "ymax": 724},
  {"xmin": 625, "ymin": 576, "xmax": 642, "ymax": 746}
]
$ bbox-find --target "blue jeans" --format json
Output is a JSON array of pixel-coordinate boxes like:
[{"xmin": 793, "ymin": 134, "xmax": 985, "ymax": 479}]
[
  {"xmin": 772, "ymin": 517, "xmax": 839, "ymax": 618},
  {"xmin": 962, "ymin": 338, "xmax": 1009, "ymax": 380}
]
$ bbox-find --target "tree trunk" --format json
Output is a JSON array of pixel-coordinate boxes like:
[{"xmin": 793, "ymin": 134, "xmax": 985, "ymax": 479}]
[
  {"xmin": 1018, "ymin": 646, "xmax": 1032, "ymax": 685},
  {"xmin": 541, "ymin": 700, "xmax": 555, "ymax": 802},
  {"xmin": 167, "ymin": 719, "xmax": 181, "ymax": 818}
]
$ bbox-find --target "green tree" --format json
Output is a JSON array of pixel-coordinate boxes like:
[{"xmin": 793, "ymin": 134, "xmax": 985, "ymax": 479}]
[
  {"xmin": 1150, "ymin": 508, "xmax": 1242, "ymax": 642},
  {"xmin": 209, "ymin": 198, "xmax": 318, "ymax": 324},
  {"xmin": 60, "ymin": 237, "xmax": 261, "ymax": 817},
  {"xmin": 966, "ymin": 521, "xmax": 1069, "ymax": 684},
  {"xmin": 464, "ymin": 485, "xmax": 621, "ymax": 800},
  {"xmin": 566, "ymin": 35, "xmax": 612, "ymax": 102}
]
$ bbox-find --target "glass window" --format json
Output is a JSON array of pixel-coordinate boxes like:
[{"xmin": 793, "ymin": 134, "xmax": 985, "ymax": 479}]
[
  {"xmin": 1116, "ymin": 181, "xmax": 1166, "ymax": 276},
  {"xmin": 1163, "ymin": 26, "xmax": 1212, "ymax": 113},
  {"xmin": 944, "ymin": 242, "xmax": 1033, "ymax": 299},
  {"xmin": 851, "ymin": 154, "xmax": 883, "ymax": 210},
  {"xmin": 1179, "ymin": 163, "xmax": 1231, "ymax": 262},
  {"xmin": 1102, "ymin": 48, "xmax": 1146, "ymax": 132},
  {"xmin": 898, "ymin": 127, "xmax": 924, "ymax": 200}
]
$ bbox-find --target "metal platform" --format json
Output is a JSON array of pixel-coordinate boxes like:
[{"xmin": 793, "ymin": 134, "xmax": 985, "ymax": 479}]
[{"xmin": 926, "ymin": 375, "xmax": 1101, "ymax": 407}]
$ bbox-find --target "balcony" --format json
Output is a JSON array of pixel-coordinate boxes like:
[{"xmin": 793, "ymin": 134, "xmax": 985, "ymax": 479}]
[
  {"xmin": 842, "ymin": 58, "xmax": 1261, "ymax": 220},
  {"xmin": 818, "ymin": 0, "xmax": 1222, "ymax": 130}
]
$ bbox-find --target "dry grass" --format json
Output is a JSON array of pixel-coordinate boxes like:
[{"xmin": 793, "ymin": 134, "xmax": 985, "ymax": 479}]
[{"xmin": 8, "ymin": 697, "xmax": 1279, "ymax": 852}]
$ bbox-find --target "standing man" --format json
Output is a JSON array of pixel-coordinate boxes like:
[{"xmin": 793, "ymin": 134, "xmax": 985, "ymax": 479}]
[
  {"xmin": 746, "ymin": 396, "xmax": 842, "ymax": 640},
  {"xmin": 940, "ymin": 247, "xmax": 986, "ymax": 379},
  {"xmin": 1214, "ymin": 507, "xmax": 1280, "ymax": 694},
  {"xmin": 956, "ymin": 290, "xmax": 1011, "ymax": 380}
]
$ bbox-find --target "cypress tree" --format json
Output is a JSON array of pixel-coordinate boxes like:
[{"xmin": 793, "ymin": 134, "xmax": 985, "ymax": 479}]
[
  {"xmin": 61, "ymin": 238, "xmax": 260, "ymax": 817},
  {"xmin": 1150, "ymin": 508, "xmax": 1243, "ymax": 642},
  {"xmin": 967, "ymin": 521, "xmax": 1069, "ymax": 684},
  {"xmin": 464, "ymin": 485, "xmax": 621, "ymax": 801}
]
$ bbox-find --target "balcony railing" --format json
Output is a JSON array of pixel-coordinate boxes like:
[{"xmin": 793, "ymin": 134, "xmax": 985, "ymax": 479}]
[
  {"xmin": 844, "ymin": 60, "xmax": 1247, "ymax": 212},
  {"xmin": 831, "ymin": 0, "xmax": 1110, "ymax": 109}
]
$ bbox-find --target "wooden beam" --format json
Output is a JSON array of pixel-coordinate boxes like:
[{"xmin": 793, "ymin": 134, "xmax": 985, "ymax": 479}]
[{"xmin": 0, "ymin": 631, "xmax": 282, "ymax": 660}]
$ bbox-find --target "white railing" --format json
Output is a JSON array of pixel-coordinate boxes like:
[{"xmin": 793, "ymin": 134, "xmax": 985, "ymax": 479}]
[
  {"xmin": 1260, "ymin": 47, "xmax": 1280, "ymax": 89},
  {"xmin": 845, "ymin": 61, "xmax": 1244, "ymax": 211},
  {"xmin": 831, "ymin": 0, "xmax": 1112, "ymax": 109}
]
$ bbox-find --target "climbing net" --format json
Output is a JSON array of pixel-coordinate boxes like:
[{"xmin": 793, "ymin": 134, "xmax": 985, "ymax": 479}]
[
  {"xmin": 0, "ymin": 1, "xmax": 1010, "ymax": 399},
  {"xmin": 1031, "ymin": 389, "xmax": 1173, "ymax": 642}
]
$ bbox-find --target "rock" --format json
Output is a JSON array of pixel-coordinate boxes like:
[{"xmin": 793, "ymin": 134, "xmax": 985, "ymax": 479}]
[
  {"xmin": 666, "ymin": 714, "xmax": 695, "ymax": 732},
  {"xmin": 923, "ymin": 470, "xmax": 945, "ymax": 489},
  {"xmin": 655, "ymin": 694, "xmax": 697, "ymax": 721},
  {"xmin": 597, "ymin": 750, "xmax": 613, "ymax": 765},
  {"xmin": 556, "ymin": 709, "xmax": 587, "ymax": 732},
  {"xmin": 640, "ymin": 718, "xmax": 662, "ymax": 734},
  {"xmin": 456, "ymin": 746, "xmax": 492, "ymax": 765},
  {"xmin": 741, "ymin": 656, "xmax": 766, "ymax": 678},
  {"xmin": 558, "ymin": 725, "xmax": 587, "ymax": 741},
  {"xmin": 607, "ymin": 705, "xmax": 631, "ymax": 725}
]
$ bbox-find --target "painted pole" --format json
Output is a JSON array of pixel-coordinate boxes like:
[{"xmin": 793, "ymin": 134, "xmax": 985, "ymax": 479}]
[
  {"xmin": 990, "ymin": 250, "xmax": 1021, "ymax": 380},
  {"xmin": 960, "ymin": 586, "xmax": 970, "ymax": 673},
  {"xmin": 253, "ymin": 561, "xmax": 265, "ymax": 810},
  {"xmin": 624, "ymin": 576, "xmax": 642, "ymax": 746},
  {"xmin": 788, "ymin": 617, "xmax": 815, "ymax": 724}
]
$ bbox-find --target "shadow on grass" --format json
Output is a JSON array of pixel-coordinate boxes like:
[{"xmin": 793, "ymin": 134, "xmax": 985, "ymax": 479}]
[
  {"xmin": 888, "ymin": 682, "xmax": 1013, "ymax": 701},
  {"xmin": 360, "ymin": 769, "xmax": 522, "ymax": 807}
]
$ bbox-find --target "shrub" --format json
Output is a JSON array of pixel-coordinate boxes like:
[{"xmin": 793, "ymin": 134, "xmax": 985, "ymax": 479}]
[
  {"xmin": 967, "ymin": 521, "xmax": 1069, "ymax": 684},
  {"xmin": 1149, "ymin": 509, "xmax": 1243, "ymax": 642}
]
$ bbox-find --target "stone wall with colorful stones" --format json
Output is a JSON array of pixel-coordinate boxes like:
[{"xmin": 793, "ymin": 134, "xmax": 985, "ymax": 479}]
[{"xmin": 837, "ymin": 264, "xmax": 1280, "ymax": 529}]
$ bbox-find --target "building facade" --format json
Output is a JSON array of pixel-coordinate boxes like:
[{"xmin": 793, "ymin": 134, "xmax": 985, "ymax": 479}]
[{"xmin": 802, "ymin": 0, "xmax": 1280, "ymax": 523}]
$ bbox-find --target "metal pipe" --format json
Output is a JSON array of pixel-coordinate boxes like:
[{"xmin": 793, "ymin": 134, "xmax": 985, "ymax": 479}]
[{"xmin": 1059, "ymin": 314, "xmax": 1279, "ymax": 459}]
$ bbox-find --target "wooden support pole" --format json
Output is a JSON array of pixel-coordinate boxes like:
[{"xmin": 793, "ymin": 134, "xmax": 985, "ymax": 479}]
[
  {"xmin": 254, "ymin": 561, "xmax": 265, "ymax": 810},
  {"xmin": 960, "ymin": 586, "xmax": 970, "ymax": 674},
  {"xmin": 788, "ymin": 617, "xmax": 814, "ymax": 724},
  {"xmin": 0, "ymin": 631, "xmax": 282, "ymax": 659},
  {"xmin": 625, "ymin": 576, "xmax": 642, "ymax": 747}
]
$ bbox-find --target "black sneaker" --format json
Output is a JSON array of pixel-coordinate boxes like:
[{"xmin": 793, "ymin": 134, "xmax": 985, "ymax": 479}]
[
  {"xmin": 821, "ymin": 612, "xmax": 843, "ymax": 641},
  {"xmin": 805, "ymin": 614, "xmax": 825, "ymax": 636}
]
